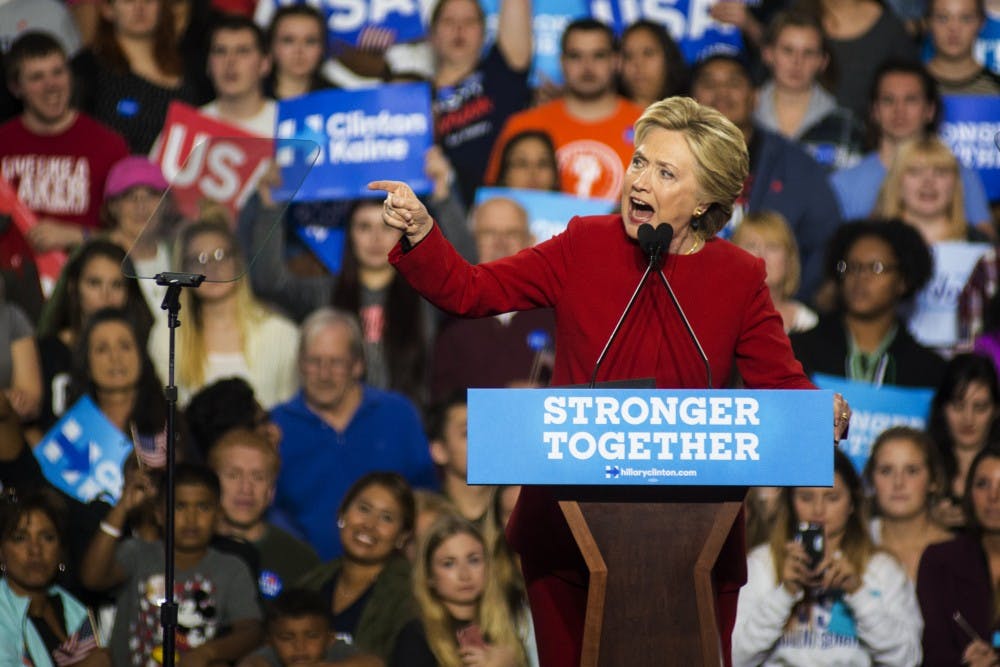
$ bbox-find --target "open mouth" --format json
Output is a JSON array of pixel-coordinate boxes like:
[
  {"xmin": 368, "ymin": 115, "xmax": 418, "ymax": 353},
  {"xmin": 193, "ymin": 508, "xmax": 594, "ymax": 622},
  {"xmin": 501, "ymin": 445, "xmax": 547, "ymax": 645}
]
[{"xmin": 629, "ymin": 197, "xmax": 654, "ymax": 223}]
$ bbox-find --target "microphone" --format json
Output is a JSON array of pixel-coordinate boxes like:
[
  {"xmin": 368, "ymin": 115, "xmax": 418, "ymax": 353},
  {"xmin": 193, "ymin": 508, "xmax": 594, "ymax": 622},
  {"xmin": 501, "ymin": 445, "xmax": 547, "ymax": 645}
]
[
  {"xmin": 653, "ymin": 255, "xmax": 713, "ymax": 389},
  {"xmin": 589, "ymin": 223, "xmax": 673, "ymax": 387}
]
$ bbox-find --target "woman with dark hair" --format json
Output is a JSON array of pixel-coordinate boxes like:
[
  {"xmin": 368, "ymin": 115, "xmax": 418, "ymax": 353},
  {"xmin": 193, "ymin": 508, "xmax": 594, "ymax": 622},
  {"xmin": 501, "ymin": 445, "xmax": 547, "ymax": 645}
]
[
  {"xmin": 263, "ymin": 4, "xmax": 334, "ymax": 100},
  {"xmin": 618, "ymin": 20, "xmax": 688, "ymax": 110},
  {"xmin": 917, "ymin": 445, "xmax": 1000, "ymax": 666},
  {"xmin": 295, "ymin": 472, "xmax": 418, "ymax": 662},
  {"xmin": 72, "ymin": 0, "xmax": 200, "ymax": 153},
  {"xmin": 30, "ymin": 241, "xmax": 152, "ymax": 442},
  {"xmin": 926, "ymin": 353, "xmax": 1000, "ymax": 528},
  {"xmin": 496, "ymin": 130, "xmax": 560, "ymax": 192},
  {"xmin": 733, "ymin": 448, "xmax": 921, "ymax": 665},
  {"xmin": 0, "ymin": 490, "xmax": 110, "ymax": 666},
  {"xmin": 790, "ymin": 219, "xmax": 946, "ymax": 388}
]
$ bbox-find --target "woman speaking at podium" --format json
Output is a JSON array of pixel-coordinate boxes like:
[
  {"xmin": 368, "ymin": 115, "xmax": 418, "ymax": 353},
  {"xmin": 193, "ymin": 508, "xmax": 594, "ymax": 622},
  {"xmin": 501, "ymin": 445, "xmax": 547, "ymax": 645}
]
[{"xmin": 370, "ymin": 96, "xmax": 849, "ymax": 667}]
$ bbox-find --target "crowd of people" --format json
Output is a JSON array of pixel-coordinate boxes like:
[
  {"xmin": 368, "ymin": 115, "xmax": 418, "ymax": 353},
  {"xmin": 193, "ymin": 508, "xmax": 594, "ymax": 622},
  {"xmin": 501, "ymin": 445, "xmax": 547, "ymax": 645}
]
[{"xmin": 1, "ymin": 0, "xmax": 1000, "ymax": 664}]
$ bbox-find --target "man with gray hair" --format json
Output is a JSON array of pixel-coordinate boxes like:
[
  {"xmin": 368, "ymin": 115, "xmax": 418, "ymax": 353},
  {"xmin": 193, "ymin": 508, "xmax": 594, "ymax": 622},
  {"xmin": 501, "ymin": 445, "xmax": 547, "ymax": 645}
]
[
  {"xmin": 429, "ymin": 196, "xmax": 556, "ymax": 401},
  {"xmin": 269, "ymin": 307, "xmax": 436, "ymax": 560}
]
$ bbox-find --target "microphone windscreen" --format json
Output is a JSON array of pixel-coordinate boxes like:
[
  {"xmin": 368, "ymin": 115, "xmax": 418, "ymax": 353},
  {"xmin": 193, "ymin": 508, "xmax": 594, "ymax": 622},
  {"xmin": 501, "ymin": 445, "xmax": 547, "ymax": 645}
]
[
  {"xmin": 637, "ymin": 223, "xmax": 657, "ymax": 256},
  {"xmin": 656, "ymin": 224, "xmax": 674, "ymax": 249}
]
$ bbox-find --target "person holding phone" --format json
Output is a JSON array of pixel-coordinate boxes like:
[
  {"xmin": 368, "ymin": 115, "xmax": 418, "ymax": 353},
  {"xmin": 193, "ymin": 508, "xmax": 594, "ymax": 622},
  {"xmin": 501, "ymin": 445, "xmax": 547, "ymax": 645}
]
[
  {"xmin": 732, "ymin": 448, "xmax": 922, "ymax": 666},
  {"xmin": 917, "ymin": 445, "xmax": 1000, "ymax": 666}
]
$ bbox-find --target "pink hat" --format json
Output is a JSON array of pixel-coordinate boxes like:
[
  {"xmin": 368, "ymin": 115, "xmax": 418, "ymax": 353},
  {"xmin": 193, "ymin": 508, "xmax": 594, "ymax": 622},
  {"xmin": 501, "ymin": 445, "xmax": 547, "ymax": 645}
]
[{"xmin": 104, "ymin": 156, "xmax": 169, "ymax": 199}]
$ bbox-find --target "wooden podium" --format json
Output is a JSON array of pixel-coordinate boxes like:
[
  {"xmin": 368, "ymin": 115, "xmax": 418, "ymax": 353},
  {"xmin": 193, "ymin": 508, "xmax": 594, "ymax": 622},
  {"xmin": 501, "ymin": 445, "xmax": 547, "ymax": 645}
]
[{"xmin": 467, "ymin": 388, "xmax": 832, "ymax": 667}]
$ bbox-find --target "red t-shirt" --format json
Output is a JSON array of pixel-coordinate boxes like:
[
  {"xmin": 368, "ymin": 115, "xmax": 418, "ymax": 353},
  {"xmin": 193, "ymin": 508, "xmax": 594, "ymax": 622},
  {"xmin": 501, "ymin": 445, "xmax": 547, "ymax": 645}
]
[{"xmin": 0, "ymin": 113, "xmax": 129, "ymax": 229}]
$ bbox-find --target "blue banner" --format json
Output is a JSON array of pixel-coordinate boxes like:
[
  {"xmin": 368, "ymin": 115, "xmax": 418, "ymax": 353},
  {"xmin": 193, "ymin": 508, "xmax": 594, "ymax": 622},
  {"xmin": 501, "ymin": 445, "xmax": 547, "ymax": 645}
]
[
  {"xmin": 940, "ymin": 95, "xmax": 1000, "ymax": 201},
  {"xmin": 34, "ymin": 396, "xmax": 133, "ymax": 503},
  {"xmin": 275, "ymin": 84, "xmax": 433, "ymax": 202},
  {"xmin": 812, "ymin": 374, "xmax": 934, "ymax": 474},
  {"xmin": 474, "ymin": 186, "xmax": 615, "ymax": 242},
  {"xmin": 589, "ymin": 0, "xmax": 744, "ymax": 63},
  {"xmin": 481, "ymin": 0, "xmax": 591, "ymax": 87},
  {"xmin": 467, "ymin": 388, "xmax": 833, "ymax": 486},
  {"xmin": 256, "ymin": 0, "xmax": 426, "ymax": 50},
  {"xmin": 295, "ymin": 223, "xmax": 346, "ymax": 273}
]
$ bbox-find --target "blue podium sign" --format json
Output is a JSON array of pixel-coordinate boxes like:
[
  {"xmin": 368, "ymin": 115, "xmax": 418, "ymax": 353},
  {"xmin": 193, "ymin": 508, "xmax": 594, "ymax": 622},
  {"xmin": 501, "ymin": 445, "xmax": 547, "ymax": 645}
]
[{"xmin": 467, "ymin": 388, "xmax": 833, "ymax": 486}]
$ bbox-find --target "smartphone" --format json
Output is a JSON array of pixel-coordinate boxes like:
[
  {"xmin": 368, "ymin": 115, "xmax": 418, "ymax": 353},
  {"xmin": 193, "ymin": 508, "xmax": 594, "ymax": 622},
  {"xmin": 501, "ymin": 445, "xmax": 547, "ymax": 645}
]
[{"xmin": 794, "ymin": 522, "xmax": 825, "ymax": 570}]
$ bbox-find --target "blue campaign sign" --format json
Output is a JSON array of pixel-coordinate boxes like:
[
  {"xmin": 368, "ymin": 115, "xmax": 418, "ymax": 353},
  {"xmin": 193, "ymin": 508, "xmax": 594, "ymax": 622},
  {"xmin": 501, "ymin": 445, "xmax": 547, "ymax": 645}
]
[
  {"xmin": 467, "ymin": 388, "xmax": 833, "ymax": 486},
  {"xmin": 812, "ymin": 374, "xmax": 934, "ymax": 475},
  {"xmin": 34, "ymin": 396, "xmax": 133, "ymax": 503},
  {"xmin": 589, "ymin": 0, "xmax": 744, "ymax": 63},
  {"xmin": 481, "ymin": 0, "xmax": 591, "ymax": 87},
  {"xmin": 295, "ymin": 223, "xmax": 346, "ymax": 273},
  {"xmin": 475, "ymin": 187, "xmax": 615, "ymax": 242},
  {"xmin": 256, "ymin": 0, "xmax": 425, "ymax": 50},
  {"xmin": 275, "ymin": 84, "xmax": 433, "ymax": 202},
  {"xmin": 939, "ymin": 95, "xmax": 1000, "ymax": 201}
]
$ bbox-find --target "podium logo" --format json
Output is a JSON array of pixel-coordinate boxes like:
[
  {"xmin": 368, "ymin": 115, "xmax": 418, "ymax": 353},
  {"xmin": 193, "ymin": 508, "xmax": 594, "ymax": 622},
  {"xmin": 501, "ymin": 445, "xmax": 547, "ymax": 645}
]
[{"xmin": 605, "ymin": 466, "xmax": 621, "ymax": 479}]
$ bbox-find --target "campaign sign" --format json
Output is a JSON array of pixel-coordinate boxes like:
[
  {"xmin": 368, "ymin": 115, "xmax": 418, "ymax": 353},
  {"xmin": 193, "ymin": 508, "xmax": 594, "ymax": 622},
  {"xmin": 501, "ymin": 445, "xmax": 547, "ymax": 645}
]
[
  {"xmin": 150, "ymin": 102, "xmax": 275, "ymax": 222},
  {"xmin": 909, "ymin": 240, "xmax": 991, "ymax": 350},
  {"xmin": 474, "ymin": 187, "xmax": 615, "ymax": 242},
  {"xmin": 275, "ymin": 84, "xmax": 433, "ymax": 202},
  {"xmin": 481, "ymin": 0, "xmax": 591, "ymax": 87},
  {"xmin": 0, "ymin": 175, "xmax": 66, "ymax": 296},
  {"xmin": 295, "ymin": 223, "xmax": 346, "ymax": 273},
  {"xmin": 939, "ymin": 95, "xmax": 1000, "ymax": 201},
  {"xmin": 34, "ymin": 396, "xmax": 133, "ymax": 503},
  {"xmin": 812, "ymin": 374, "xmax": 934, "ymax": 474},
  {"xmin": 589, "ymin": 0, "xmax": 744, "ymax": 63},
  {"xmin": 254, "ymin": 0, "xmax": 425, "ymax": 49},
  {"xmin": 467, "ymin": 388, "xmax": 833, "ymax": 486}
]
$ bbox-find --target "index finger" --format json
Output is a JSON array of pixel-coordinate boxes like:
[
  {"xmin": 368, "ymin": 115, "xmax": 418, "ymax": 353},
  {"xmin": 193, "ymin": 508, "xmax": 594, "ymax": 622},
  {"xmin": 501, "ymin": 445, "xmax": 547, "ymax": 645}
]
[{"xmin": 367, "ymin": 180, "xmax": 408, "ymax": 195}]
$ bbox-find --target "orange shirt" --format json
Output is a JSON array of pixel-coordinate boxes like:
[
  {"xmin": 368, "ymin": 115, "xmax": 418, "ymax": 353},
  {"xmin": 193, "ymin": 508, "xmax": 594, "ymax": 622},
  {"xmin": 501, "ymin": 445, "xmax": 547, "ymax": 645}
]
[{"xmin": 484, "ymin": 98, "xmax": 644, "ymax": 202}]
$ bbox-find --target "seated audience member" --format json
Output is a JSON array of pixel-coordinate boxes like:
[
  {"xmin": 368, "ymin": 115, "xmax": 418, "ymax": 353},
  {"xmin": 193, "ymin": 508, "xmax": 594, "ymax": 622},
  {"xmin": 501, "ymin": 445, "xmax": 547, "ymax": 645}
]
[
  {"xmin": 831, "ymin": 61, "xmax": 993, "ymax": 235},
  {"xmin": 428, "ymin": 393, "xmax": 493, "ymax": 523},
  {"xmin": 0, "ymin": 32, "xmax": 129, "ymax": 253},
  {"xmin": 262, "ymin": 4, "xmax": 334, "ymax": 100},
  {"xmin": 0, "ymin": 490, "xmax": 110, "ymax": 666},
  {"xmin": 295, "ymin": 472, "xmax": 418, "ymax": 662},
  {"xmin": 100, "ymin": 155, "xmax": 174, "ymax": 312},
  {"xmin": 80, "ymin": 463, "xmax": 263, "ymax": 665},
  {"xmin": 618, "ymin": 20, "xmax": 689, "ymax": 111},
  {"xmin": 690, "ymin": 54, "xmax": 842, "ymax": 302},
  {"xmin": 207, "ymin": 428, "xmax": 320, "ymax": 600},
  {"xmin": 927, "ymin": 353, "xmax": 1000, "ymax": 528},
  {"xmin": 186, "ymin": 377, "xmax": 283, "ymax": 456},
  {"xmin": 72, "ymin": 0, "xmax": 199, "ymax": 153},
  {"xmin": 484, "ymin": 19, "xmax": 644, "ymax": 202},
  {"xmin": 495, "ymin": 130, "xmax": 560, "ymax": 191},
  {"xmin": 863, "ymin": 426, "xmax": 953, "ymax": 579},
  {"xmin": 430, "ymin": 0, "xmax": 532, "ymax": 207},
  {"xmin": 732, "ymin": 449, "xmax": 922, "ymax": 666},
  {"xmin": 732, "ymin": 211, "xmax": 817, "ymax": 334},
  {"xmin": 239, "ymin": 588, "xmax": 379, "ymax": 667},
  {"xmin": 32, "ymin": 242, "xmax": 152, "ymax": 442},
  {"xmin": 429, "ymin": 197, "xmax": 556, "ymax": 401},
  {"xmin": 148, "ymin": 219, "xmax": 299, "ymax": 408},
  {"xmin": 0, "ymin": 292, "xmax": 41, "ymax": 421},
  {"xmin": 200, "ymin": 14, "xmax": 275, "ymax": 136},
  {"xmin": 927, "ymin": 0, "xmax": 1000, "ymax": 94},
  {"xmin": 407, "ymin": 490, "xmax": 459, "ymax": 562},
  {"xmin": 271, "ymin": 309, "xmax": 436, "ymax": 560},
  {"xmin": 790, "ymin": 220, "xmax": 946, "ymax": 388},
  {"xmin": 875, "ymin": 137, "xmax": 984, "ymax": 244},
  {"xmin": 754, "ymin": 11, "xmax": 864, "ymax": 172},
  {"xmin": 917, "ymin": 445, "xmax": 1000, "ymax": 666},
  {"xmin": 392, "ymin": 515, "xmax": 530, "ymax": 667}
]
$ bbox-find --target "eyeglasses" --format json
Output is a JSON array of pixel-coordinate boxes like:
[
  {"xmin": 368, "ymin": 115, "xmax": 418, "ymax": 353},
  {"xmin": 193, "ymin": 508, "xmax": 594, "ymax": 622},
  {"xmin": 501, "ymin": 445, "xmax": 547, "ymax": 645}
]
[
  {"xmin": 184, "ymin": 247, "xmax": 232, "ymax": 270},
  {"xmin": 835, "ymin": 260, "xmax": 899, "ymax": 276}
]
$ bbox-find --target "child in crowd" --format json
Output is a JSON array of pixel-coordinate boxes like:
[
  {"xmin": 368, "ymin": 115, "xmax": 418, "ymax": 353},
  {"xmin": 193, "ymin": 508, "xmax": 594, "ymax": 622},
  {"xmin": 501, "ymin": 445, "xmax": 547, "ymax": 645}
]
[{"xmin": 80, "ymin": 463, "xmax": 262, "ymax": 665}]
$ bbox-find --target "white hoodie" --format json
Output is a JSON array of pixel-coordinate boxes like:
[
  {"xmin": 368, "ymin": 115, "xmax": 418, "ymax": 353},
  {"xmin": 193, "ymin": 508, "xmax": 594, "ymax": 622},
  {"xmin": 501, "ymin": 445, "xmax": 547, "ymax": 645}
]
[{"xmin": 732, "ymin": 544, "xmax": 923, "ymax": 667}]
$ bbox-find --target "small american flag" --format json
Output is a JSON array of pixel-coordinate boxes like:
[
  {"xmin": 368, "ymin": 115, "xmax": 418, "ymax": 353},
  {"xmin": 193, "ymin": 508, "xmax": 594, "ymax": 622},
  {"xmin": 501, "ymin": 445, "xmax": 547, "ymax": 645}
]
[
  {"xmin": 53, "ymin": 614, "xmax": 99, "ymax": 665},
  {"xmin": 131, "ymin": 424, "xmax": 168, "ymax": 469}
]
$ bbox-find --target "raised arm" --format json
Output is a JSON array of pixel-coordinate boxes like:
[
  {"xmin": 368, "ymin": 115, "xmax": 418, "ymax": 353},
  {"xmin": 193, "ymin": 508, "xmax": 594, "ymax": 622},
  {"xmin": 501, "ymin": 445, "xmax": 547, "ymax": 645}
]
[
  {"xmin": 497, "ymin": 0, "xmax": 532, "ymax": 71},
  {"xmin": 79, "ymin": 472, "xmax": 152, "ymax": 591}
]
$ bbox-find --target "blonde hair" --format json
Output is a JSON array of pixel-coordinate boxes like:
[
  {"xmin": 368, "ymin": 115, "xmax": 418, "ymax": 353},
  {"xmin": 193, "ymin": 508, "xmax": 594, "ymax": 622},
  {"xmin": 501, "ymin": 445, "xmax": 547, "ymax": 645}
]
[
  {"xmin": 175, "ymin": 220, "xmax": 268, "ymax": 389},
  {"xmin": 633, "ymin": 96, "xmax": 749, "ymax": 236},
  {"xmin": 413, "ymin": 516, "xmax": 527, "ymax": 667},
  {"xmin": 731, "ymin": 211, "xmax": 802, "ymax": 299},
  {"xmin": 875, "ymin": 137, "xmax": 966, "ymax": 240}
]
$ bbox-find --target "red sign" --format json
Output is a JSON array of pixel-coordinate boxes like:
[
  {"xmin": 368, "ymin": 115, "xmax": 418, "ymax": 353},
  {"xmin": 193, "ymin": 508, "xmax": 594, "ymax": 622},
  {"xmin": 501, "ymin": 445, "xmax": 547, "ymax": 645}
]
[
  {"xmin": 150, "ymin": 102, "xmax": 274, "ymax": 223},
  {"xmin": 0, "ymin": 175, "xmax": 67, "ymax": 295}
]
